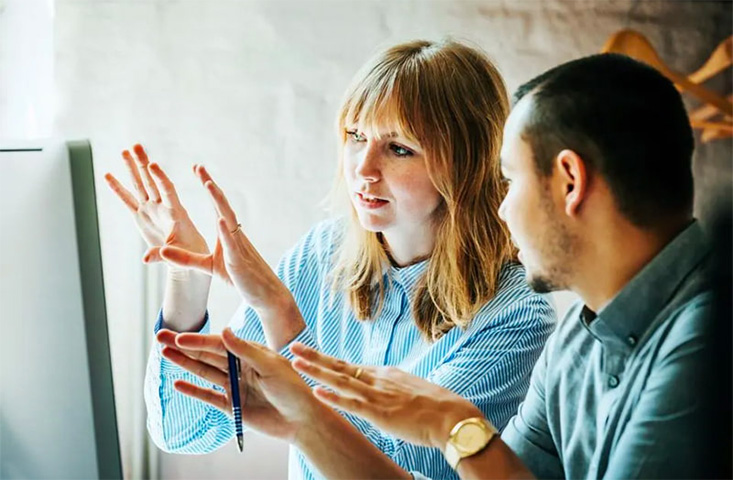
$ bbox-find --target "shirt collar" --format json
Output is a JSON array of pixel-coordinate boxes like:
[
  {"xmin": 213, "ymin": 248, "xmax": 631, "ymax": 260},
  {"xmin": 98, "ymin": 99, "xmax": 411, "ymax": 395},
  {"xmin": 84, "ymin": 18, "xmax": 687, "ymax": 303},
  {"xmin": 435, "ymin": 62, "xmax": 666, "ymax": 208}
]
[
  {"xmin": 583, "ymin": 220, "xmax": 711, "ymax": 352},
  {"xmin": 388, "ymin": 259, "xmax": 429, "ymax": 298}
]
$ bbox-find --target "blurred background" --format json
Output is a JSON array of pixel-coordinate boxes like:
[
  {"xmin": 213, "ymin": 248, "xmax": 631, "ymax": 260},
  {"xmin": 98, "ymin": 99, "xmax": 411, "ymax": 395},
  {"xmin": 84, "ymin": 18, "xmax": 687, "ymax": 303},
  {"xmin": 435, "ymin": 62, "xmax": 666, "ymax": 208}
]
[{"xmin": 1, "ymin": 0, "xmax": 730, "ymax": 478}]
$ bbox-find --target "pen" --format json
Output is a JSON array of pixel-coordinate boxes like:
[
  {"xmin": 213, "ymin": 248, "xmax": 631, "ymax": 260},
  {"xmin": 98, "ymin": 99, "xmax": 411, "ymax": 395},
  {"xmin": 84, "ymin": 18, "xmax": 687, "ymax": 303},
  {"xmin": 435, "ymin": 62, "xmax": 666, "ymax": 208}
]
[{"xmin": 227, "ymin": 350, "xmax": 244, "ymax": 452}]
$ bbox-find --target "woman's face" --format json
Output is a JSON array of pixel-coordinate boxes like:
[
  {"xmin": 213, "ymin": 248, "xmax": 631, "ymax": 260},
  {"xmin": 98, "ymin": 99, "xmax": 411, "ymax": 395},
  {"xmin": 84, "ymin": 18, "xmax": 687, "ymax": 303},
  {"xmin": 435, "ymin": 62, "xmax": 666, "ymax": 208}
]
[{"xmin": 342, "ymin": 124, "xmax": 442, "ymax": 239}]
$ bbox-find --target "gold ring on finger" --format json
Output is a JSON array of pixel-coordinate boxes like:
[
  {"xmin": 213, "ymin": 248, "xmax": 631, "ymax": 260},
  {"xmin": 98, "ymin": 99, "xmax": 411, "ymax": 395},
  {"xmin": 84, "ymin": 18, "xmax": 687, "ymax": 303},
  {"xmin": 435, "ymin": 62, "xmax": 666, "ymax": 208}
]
[
  {"xmin": 230, "ymin": 223, "xmax": 242, "ymax": 235},
  {"xmin": 353, "ymin": 367, "xmax": 363, "ymax": 380}
]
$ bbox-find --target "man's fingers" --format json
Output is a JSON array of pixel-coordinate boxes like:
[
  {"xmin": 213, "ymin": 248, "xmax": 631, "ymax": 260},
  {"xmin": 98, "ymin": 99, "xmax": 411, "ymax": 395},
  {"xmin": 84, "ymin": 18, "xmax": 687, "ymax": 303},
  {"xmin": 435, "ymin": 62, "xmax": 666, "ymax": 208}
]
[
  {"xmin": 159, "ymin": 246, "xmax": 214, "ymax": 275},
  {"xmin": 122, "ymin": 149, "xmax": 149, "ymax": 202},
  {"xmin": 149, "ymin": 162, "xmax": 183, "ymax": 209},
  {"xmin": 290, "ymin": 342, "xmax": 373, "ymax": 384},
  {"xmin": 162, "ymin": 346, "xmax": 228, "ymax": 387},
  {"xmin": 174, "ymin": 380, "xmax": 230, "ymax": 413},
  {"xmin": 132, "ymin": 144, "xmax": 161, "ymax": 202},
  {"xmin": 313, "ymin": 386, "xmax": 370, "ymax": 417},
  {"xmin": 104, "ymin": 173, "xmax": 139, "ymax": 212},
  {"xmin": 292, "ymin": 358, "xmax": 374, "ymax": 399}
]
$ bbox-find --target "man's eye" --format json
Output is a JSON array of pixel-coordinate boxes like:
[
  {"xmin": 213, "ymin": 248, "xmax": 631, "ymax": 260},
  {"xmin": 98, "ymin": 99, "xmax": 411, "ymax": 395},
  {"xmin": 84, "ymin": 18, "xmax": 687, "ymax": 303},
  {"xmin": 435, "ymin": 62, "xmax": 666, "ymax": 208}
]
[
  {"xmin": 390, "ymin": 144, "xmax": 413, "ymax": 157},
  {"xmin": 346, "ymin": 130, "xmax": 367, "ymax": 142}
]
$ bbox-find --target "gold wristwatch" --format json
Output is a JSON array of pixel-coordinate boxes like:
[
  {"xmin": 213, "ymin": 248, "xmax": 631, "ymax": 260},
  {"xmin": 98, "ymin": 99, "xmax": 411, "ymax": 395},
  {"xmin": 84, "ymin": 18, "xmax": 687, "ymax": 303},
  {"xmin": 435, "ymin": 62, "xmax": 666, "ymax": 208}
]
[{"xmin": 444, "ymin": 416, "xmax": 497, "ymax": 470}]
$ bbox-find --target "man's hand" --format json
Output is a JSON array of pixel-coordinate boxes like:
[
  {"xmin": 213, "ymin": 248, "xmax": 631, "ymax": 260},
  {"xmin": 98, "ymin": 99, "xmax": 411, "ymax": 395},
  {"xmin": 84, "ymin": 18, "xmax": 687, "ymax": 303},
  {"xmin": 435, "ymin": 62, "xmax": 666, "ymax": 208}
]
[{"xmin": 290, "ymin": 342, "xmax": 484, "ymax": 450}]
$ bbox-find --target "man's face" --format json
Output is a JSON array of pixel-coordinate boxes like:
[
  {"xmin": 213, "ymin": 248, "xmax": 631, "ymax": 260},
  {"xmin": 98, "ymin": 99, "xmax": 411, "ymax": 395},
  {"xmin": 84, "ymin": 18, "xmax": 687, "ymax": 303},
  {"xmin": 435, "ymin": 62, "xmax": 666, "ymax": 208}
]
[{"xmin": 498, "ymin": 96, "xmax": 576, "ymax": 293}]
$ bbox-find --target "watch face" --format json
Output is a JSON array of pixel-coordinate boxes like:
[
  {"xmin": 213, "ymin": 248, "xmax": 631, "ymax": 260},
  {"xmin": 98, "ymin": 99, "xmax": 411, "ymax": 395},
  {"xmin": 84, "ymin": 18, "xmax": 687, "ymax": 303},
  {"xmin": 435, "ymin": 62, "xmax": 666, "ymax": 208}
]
[{"xmin": 454, "ymin": 423, "xmax": 489, "ymax": 453}]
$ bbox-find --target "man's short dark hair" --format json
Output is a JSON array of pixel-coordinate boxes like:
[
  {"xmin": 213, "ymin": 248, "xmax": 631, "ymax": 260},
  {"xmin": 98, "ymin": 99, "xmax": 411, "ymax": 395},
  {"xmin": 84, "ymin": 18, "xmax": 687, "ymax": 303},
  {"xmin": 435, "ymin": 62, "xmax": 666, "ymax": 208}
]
[{"xmin": 513, "ymin": 53, "xmax": 694, "ymax": 228}]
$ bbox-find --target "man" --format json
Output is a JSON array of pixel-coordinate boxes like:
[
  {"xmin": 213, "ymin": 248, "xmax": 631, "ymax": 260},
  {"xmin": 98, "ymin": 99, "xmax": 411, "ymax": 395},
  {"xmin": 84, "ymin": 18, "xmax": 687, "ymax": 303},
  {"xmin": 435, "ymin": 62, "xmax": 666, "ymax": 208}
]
[{"xmin": 162, "ymin": 53, "xmax": 718, "ymax": 479}]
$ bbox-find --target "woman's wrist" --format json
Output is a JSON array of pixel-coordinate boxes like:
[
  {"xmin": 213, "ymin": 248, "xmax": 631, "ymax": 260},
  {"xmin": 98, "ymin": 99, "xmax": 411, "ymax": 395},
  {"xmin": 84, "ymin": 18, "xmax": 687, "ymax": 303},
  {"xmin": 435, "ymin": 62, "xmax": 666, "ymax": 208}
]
[
  {"xmin": 255, "ymin": 292, "xmax": 307, "ymax": 350},
  {"xmin": 253, "ymin": 288, "xmax": 298, "ymax": 316}
]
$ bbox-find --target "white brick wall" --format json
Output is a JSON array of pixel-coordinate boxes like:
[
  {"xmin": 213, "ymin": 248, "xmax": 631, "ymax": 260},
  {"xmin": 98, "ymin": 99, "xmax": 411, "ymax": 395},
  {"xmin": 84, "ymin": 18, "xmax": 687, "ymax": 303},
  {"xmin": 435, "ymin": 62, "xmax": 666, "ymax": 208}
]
[{"xmin": 48, "ymin": 1, "xmax": 731, "ymax": 478}]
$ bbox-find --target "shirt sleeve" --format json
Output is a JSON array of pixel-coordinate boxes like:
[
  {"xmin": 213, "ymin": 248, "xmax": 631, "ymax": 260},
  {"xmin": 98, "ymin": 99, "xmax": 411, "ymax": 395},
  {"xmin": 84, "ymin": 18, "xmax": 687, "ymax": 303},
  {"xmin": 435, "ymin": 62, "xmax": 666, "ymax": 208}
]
[
  {"xmin": 144, "ymin": 221, "xmax": 330, "ymax": 454},
  {"xmin": 333, "ymin": 292, "xmax": 556, "ymax": 480},
  {"xmin": 500, "ymin": 327, "xmax": 564, "ymax": 479},
  {"xmin": 602, "ymin": 295, "xmax": 714, "ymax": 479}
]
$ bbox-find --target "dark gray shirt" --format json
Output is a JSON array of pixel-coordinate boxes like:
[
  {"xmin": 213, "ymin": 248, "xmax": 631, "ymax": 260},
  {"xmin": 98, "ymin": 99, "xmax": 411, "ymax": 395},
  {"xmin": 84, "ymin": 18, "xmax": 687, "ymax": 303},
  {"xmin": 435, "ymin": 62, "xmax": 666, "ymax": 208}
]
[{"xmin": 502, "ymin": 221, "xmax": 714, "ymax": 479}]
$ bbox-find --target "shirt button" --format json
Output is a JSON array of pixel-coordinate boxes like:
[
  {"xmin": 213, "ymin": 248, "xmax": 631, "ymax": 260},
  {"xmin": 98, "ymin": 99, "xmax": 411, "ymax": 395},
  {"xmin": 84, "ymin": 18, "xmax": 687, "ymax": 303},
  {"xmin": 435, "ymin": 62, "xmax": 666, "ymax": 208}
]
[
  {"xmin": 627, "ymin": 335, "xmax": 637, "ymax": 346},
  {"xmin": 608, "ymin": 375, "xmax": 619, "ymax": 388}
]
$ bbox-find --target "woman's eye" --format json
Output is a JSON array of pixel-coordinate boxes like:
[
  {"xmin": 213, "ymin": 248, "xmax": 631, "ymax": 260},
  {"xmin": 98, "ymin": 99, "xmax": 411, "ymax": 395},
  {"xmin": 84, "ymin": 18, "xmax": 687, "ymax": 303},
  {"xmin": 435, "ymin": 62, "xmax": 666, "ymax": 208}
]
[
  {"xmin": 389, "ymin": 144, "xmax": 413, "ymax": 157},
  {"xmin": 346, "ymin": 130, "xmax": 367, "ymax": 142}
]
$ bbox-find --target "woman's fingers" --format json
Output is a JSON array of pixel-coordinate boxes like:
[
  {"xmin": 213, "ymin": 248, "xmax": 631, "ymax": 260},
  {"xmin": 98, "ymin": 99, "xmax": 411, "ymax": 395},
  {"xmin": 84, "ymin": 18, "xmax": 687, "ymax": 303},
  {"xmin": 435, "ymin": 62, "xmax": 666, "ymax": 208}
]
[
  {"xmin": 149, "ymin": 162, "xmax": 183, "ymax": 209},
  {"xmin": 205, "ymin": 180, "xmax": 238, "ymax": 227},
  {"xmin": 160, "ymin": 245, "xmax": 214, "ymax": 275},
  {"xmin": 104, "ymin": 173, "xmax": 139, "ymax": 212},
  {"xmin": 217, "ymin": 218, "xmax": 240, "ymax": 256},
  {"xmin": 132, "ymin": 144, "xmax": 161, "ymax": 203},
  {"xmin": 156, "ymin": 329, "xmax": 178, "ymax": 348},
  {"xmin": 193, "ymin": 163, "xmax": 214, "ymax": 186},
  {"xmin": 292, "ymin": 358, "xmax": 374, "ymax": 401},
  {"xmin": 193, "ymin": 164, "xmax": 239, "ymax": 228},
  {"xmin": 221, "ymin": 328, "xmax": 279, "ymax": 376},
  {"xmin": 290, "ymin": 342, "xmax": 373, "ymax": 385},
  {"xmin": 174, "ymin": 380, "xmax": 230, "ymax": 412},
  {"xmin": 156, "ymin": 331, "xmax": 228, "ymax": 371},
  {"xmin": 122, "ymin": 149, "xmax": 149, "ymax": 202},
  {"xmin": 162, "ymin": 346, "xmax": 228, "ymax": 387},
  {"xmin": 174, "ymin": 332, "xmax": 228, "ymax": 355},
  {"xmin": 142, "ymin": 247, "xmax": 163, "ymax": 264}
]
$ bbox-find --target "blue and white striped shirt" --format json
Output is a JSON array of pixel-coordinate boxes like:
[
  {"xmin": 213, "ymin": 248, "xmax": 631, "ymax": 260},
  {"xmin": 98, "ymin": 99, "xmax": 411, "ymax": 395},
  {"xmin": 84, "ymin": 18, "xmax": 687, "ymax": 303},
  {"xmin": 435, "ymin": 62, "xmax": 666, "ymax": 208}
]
[{"xmin": 144, "ymin": 218, "xmax": 556, "ymax": 480}]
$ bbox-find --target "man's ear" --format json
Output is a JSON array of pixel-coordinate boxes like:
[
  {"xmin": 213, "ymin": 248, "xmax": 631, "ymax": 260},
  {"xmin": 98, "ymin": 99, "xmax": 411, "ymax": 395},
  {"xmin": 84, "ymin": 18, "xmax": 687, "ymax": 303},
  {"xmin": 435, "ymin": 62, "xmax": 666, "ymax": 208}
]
[{"xmin": 554, "ymin": 149, "xmax": 588, "ymax": 217}]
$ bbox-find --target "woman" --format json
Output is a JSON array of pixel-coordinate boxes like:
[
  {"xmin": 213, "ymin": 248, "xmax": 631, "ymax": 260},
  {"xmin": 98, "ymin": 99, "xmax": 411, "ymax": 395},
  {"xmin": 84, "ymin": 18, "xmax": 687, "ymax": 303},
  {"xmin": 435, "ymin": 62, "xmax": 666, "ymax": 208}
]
[{"xmin": 106, "ymin": 39, "xmax": 555, "ymax": 480}]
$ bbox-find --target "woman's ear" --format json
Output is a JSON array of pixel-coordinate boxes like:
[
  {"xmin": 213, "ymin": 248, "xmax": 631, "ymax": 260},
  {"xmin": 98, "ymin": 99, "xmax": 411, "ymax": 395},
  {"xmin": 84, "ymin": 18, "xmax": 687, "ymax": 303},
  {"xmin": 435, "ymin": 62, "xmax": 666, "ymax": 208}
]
[{"xmin": 554, "ymin": 149, "xmax": 588, "ymax": 217}]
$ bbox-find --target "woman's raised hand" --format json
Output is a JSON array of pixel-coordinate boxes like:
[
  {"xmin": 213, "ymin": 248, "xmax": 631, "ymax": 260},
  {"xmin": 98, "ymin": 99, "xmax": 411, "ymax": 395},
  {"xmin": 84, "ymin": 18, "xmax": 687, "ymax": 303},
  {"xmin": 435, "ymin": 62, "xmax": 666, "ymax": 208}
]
[
  {"xmin": 104, "ymin": 144, "xmax": 210, "ymax": 266},
  {"xmin": 157, "ymin": 164, "xmax": 293, "ymax": 314}
]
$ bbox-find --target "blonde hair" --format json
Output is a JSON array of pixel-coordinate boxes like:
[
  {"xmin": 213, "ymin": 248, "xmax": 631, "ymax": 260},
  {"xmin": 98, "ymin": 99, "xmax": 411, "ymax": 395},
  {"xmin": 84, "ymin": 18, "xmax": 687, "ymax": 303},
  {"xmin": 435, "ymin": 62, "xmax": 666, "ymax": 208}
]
[{"xmin": 329, "ymin": 39, "xmax": 514, "ymax": 341}]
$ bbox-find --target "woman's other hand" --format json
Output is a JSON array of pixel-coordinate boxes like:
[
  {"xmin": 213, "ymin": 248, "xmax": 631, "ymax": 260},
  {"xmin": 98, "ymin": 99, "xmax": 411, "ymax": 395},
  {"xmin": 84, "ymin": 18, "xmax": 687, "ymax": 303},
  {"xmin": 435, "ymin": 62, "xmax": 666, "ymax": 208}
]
[
  {"xmin": 290, "ymin": 342, "xmax": 485, "ymax": 451},
  {"xmin": 156, "ymin": 164, "xmax": 293, "ymax": 314},
  {"xmin": 158, "ymin": 328, "xmax": 324, "ymax": 443},
  {"xmin": 104, "ymin": 144, "xmax": 210, "ymax": 267}
]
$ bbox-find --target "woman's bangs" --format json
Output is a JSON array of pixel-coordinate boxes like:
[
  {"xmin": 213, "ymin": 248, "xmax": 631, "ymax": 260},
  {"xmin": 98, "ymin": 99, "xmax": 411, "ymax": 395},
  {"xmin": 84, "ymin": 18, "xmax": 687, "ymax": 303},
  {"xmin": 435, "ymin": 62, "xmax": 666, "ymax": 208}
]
[{"xmin": 343, "ymin": 71, "xmax": 419, "ymax": 143}]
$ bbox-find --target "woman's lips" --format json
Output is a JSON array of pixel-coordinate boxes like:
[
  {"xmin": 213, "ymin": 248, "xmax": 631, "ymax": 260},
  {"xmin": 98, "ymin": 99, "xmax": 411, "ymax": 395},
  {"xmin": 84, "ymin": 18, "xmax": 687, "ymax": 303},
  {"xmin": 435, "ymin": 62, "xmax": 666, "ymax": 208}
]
[{"xmin": 356, "ymin": 192, "xmax": 388, "ymax": 209}]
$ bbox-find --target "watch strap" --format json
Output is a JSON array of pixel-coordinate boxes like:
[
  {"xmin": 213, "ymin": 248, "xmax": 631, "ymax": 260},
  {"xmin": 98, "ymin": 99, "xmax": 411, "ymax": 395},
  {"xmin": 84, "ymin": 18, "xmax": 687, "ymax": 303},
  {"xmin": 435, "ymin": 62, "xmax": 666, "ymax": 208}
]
[{"xmin": 445, "ymin": 441, "xmax": 463, "ymax": 470}]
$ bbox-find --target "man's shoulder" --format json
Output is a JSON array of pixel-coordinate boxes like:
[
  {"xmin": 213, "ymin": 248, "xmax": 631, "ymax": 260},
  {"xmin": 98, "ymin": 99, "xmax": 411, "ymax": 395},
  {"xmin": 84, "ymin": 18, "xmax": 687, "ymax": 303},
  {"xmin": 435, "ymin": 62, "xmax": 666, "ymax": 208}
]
[
  {"xmin": 544, "ymin": 300, "xmax": 588, "ymax": 352},
  {"xmin": 653, "ymin": 290, "xmax": 716, "ymax": 358}
]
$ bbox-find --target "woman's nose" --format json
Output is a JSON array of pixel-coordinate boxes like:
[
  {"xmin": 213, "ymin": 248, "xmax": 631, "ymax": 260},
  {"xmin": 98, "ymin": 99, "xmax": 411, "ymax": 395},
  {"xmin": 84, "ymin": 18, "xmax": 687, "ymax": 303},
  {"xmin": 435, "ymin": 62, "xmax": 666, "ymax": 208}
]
[
  {"xmin": 498, "ymin": 196, "xmax": 508, "ymax": 222},
  {"xmin": 354, "ymin": 144, "xmax": 381, "ymax": 182}
]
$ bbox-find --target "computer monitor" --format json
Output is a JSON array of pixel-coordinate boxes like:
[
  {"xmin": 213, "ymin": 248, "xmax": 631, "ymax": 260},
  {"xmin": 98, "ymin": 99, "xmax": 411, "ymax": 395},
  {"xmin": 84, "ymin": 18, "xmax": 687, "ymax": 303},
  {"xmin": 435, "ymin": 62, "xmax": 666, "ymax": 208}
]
[{"xmin": 0, "ymin": 140, "xmax": 122, "ymax": 479}]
